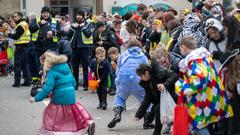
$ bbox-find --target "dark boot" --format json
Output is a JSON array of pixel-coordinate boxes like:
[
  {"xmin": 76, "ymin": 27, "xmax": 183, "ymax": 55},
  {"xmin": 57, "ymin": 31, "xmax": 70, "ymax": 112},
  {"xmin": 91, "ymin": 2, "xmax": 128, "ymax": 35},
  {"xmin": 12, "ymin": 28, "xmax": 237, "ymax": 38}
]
[
  {"xmin": 107, "ymin": 106, "xmax": 123, "ymax": 128},
  {"xmin": 143, "ymin": 113, "xmax": 155, "ymax": 129},
  {"xmin": 97, "ymin": 103, "xmax": 102, "ymax": 109},
  {"xmin": 153, "ymin": 129, "xmax": 161, "ymax": 135},
  {"xmin": 102, "ymin": 91, "xmax": 107, "ymax": 110}
]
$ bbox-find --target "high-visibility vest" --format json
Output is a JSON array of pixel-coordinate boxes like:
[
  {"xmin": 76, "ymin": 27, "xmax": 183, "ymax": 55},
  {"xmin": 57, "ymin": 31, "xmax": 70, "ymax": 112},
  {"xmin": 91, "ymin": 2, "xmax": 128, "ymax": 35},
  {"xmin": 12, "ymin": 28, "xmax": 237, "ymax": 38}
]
[
  {"xmin": 81, "ymin": 32, "xmax": 93, "ymax": 45},
  {"xmin": 166, "ymin": 37, "xmax": 174, "ymax": 52},
  {"xmin": 31, "ymin": 18, "xmax": 58, "ymax": 43},
  {"xmin": 13, "ymin": 21, "xmax": 30, "ymax": 44}
]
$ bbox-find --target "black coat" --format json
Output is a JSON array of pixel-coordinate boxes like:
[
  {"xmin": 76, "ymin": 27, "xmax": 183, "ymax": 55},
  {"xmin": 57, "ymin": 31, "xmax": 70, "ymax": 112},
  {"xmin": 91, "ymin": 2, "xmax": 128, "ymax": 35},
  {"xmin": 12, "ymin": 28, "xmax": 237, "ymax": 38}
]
[
  {"xmin": 67, "ymin": 21, "xmax": 93, "ymax": 49},
  {"xmin": 29, "ymin": 17, "xmax": 61, "ymax": 51},
  {"xmin": 56, "ymin": 39, "xmax": 72, "ymax": 62},
  {"xmin": 95, "ymin": 27, "xmax": 120, "ymax": 52},
  {"xmin": 140, "ymin": 27, "xmax": 152, "ymax": 45},
  {"xmin": 90, "ymin": 58, "xmax": 111, "ymax": 84},
  {"xmin": 135, "ymin": 60, "xmax": 178, "ymax": 119}
]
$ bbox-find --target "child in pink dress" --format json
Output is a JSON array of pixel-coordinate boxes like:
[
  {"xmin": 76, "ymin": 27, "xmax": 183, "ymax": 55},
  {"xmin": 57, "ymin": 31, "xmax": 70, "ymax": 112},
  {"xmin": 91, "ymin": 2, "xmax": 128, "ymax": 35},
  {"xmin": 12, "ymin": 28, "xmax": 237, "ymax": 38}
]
[{"xmin": 29, "ymin": 51, "xmax": 95, "ymax": 135}]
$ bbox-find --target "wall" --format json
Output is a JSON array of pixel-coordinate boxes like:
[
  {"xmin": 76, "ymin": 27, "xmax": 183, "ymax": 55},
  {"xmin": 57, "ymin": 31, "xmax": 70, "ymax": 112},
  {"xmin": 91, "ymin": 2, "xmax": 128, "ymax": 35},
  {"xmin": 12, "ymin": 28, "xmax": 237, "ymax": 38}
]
[
  {"xmin": 24, "ymin": 0, "xmax": 44, "ymax": 17},
  {"xmin": 0, "ymin": 0, "xmax": 20, "ymax": 17}
]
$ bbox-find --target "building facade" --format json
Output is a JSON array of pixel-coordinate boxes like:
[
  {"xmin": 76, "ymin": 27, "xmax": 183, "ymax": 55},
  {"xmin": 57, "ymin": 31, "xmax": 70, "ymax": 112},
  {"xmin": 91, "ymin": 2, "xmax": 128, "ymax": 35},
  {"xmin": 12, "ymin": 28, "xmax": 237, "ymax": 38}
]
[
  {"xmin": 0, "ymin": 0, "xmax": 20, "ymax": 17},
  {"xmin": 0, "ymin": 0, "xmax": 234, "ymax": 19}
]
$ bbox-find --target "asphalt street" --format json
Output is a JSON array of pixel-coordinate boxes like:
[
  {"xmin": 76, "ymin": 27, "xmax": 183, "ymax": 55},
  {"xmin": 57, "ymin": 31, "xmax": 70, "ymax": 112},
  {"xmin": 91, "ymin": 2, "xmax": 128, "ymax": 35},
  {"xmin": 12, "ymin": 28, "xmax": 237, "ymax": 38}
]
[{"xmin": 0, "ymin": 75, "xmax": 154, "ymax": 135}]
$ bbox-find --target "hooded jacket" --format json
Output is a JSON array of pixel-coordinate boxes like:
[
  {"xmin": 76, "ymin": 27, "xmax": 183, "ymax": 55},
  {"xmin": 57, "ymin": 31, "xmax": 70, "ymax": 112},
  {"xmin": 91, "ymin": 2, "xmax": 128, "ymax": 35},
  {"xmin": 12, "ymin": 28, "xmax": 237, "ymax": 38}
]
[
  {"xmin": 116, "ymin": 47, "xmax": 148, "ymax": 91},
  {"xmin": 176, "ymin": 47, "xmax": 233, "ymax": 131},
  {"xmin": 178, "ymin": 13, "xmax": 205, "ymax": 48},
  {"xmin": 205, "ymin": 17, "xmax": 227, "ymax": 71},
  {"xmin": 34, "ymin": 56, "xmax": 76, "ymax": 105}
]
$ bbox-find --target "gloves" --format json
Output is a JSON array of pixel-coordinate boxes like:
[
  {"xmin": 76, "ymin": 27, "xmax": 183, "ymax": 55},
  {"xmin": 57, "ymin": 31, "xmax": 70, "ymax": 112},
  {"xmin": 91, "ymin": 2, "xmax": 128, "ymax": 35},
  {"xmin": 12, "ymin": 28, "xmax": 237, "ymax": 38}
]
[{"xmin": 212, "ymin": 51, "xmax": 223, "ymax": 59}]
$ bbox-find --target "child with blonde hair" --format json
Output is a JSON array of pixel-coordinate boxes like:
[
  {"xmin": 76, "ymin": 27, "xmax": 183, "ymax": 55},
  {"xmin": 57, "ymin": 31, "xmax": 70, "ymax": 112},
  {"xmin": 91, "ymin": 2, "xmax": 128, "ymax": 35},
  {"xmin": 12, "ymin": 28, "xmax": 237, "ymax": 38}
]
[
  {"xmin": 29, "ymin": 51, "xmax": 95, "ymax": 135},
  {"xmin": 90, "ymin": 47, "xmax": 111, "ymax": 110}
]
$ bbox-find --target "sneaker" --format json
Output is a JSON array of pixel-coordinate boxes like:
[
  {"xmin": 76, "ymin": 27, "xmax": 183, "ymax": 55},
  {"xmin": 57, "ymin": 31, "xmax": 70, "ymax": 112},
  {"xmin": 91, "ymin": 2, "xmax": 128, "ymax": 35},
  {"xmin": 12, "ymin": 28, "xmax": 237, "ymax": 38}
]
[
  {"xmin": 143, "ymin": 123, "xmax": 155, "ymax": 129},
  {"xmin": 97, "ymin": 104, "xmax": 102, "ymax": 109},
  {"xmin": 102, "ymin": 104, "xmax": 107, "ymax": 110},
  {"xmin": 88, "ymin": 122, "xmax": 95, "ymax": 135},
  {"xmin": 83, "ymin": 87, "xmax": 88, "ymax": 91}
]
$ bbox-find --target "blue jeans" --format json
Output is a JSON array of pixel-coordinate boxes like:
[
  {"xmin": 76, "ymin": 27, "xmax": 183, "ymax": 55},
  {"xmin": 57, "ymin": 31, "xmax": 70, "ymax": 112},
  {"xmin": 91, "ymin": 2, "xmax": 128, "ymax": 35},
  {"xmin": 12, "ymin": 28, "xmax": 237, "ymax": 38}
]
[
  {"xmin": 196, "ymin": 128, "xmax": 210, "ymax": 135},
  {"xmin": 114, "ymin": 89, "xmax": 145, "ymax": 109}
]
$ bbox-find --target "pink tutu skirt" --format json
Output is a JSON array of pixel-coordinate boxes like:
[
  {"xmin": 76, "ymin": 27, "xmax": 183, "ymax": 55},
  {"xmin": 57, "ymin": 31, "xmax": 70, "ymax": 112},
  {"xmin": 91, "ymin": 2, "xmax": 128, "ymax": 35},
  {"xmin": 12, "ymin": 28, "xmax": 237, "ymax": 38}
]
[{"xmin": 38, "ymin": 102, "xmax": 93, "ymax": 135}]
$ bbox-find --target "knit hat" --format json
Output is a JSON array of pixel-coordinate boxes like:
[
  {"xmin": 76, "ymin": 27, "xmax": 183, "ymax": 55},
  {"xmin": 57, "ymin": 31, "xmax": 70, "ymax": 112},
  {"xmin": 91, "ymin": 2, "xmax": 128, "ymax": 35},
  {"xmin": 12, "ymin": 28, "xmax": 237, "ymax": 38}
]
[
  {"xmin": 132, "ymin": 14, "xmax": 141, "ymax": 21},
  {"xmin": 76, "ymin": 9, "xmax": 85, "ymax": 18},
  {"xmin": 41, "ymin": 6, "xmax": 51, "ymax": 13},
  {"xmin": 153, "ymin": 19, "xmax": 162, "ymax": 25},
  {"xmin": 205, "ymin": 17, "xmax": 223, "ymax": 32},
  {"xmin": 180, "ymin": 8, "xmax": 191, "ymax": 15}
]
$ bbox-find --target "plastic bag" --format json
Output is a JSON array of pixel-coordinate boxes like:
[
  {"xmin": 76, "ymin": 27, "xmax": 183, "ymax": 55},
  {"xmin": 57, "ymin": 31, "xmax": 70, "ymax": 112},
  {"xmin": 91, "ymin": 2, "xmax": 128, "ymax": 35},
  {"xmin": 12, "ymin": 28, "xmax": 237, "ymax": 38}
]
[{"xmin": 160, "ymin": 89, "xmax": 176, "ymax": 124}]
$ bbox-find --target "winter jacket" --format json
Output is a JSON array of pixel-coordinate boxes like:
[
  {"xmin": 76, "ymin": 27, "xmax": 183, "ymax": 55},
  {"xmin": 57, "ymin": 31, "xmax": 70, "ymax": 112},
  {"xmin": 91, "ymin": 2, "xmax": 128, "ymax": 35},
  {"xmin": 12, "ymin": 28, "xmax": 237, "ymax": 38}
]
[
  {"xmin": 166, "ymin": 26, "xmax": 183, "ymax": 52},
  {"xmin": 34, "ymin": 61, "xmax": 76, "ymax": 105},
  {"xmin": 90, "ymin": 58, "xmax": 111, "ymax": 84},
  {"xmin": 67, "ymin": 21, "xmax": 93, "ymax": 49},
  {"xmin": 205, "ymin": 33, "xmax": 227, "ymax": 71},
  {"xmin": 145, "ymin": 31, "xmax": 161, "ymax": 53},
  {"xmin": 140, "ymin": 27, "xmax": 152, "ymax": 45},
  {"xmin": 116, "ymin": 47, "xmax": 148, "ymax": 91},
  {"xmin": 97, "ymin": 27, "xmax": 120, "ymax": 52},
  {"xmin": 175, "ymin": 47, "xmax": 233, "ymax": 131},
  {"xmin": 178, "ymin": 13, "xmax": 205, "ymax": 48},
  {"xmin": 135, "ymin": 60, "xmax": 178, "ymax": 119},
  {"xmin": 8, "ymin": 19, "xmax": 25, "ymax": 41},
  {"xmin": 29, "ymin": 17, "xmax": 61, "ymax": 51},
  {"xmin": 56, "ymin": 39, "xmax": 72, "ymax": 62}
]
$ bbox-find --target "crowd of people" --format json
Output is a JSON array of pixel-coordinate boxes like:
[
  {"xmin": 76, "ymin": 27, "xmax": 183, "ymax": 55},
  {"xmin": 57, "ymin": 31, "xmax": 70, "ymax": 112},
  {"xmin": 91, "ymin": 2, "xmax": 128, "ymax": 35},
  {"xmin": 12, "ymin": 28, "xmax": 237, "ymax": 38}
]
[{"xmin": 0, "ymin": 0, "xmax": 240, "ymax": 135}]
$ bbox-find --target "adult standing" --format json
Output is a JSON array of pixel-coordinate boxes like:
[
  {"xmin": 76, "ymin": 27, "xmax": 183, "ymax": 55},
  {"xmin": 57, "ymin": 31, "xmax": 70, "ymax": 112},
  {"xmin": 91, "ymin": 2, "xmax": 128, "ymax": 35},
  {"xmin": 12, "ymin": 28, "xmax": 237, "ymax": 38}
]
[
  {"xmin": 67, "ymin": 9, "xmax": 93, "ymax": 91},
  {"xmin": 29, "ymin": 6, "xmax": 61, "ymax": 59},
  {"xmin": 8, "ymin": 12, "xmax": 31, "ymax": 87}
]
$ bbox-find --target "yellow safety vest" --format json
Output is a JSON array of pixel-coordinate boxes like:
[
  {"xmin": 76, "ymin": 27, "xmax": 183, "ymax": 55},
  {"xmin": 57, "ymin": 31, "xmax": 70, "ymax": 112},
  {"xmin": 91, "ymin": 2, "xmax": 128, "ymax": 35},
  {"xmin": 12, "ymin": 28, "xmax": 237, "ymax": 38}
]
[
  {"xmin": 166, "ymin": 37, "xmax": 174, "ymax": 52},
  {"xmin": 82, "ymin": 32, "xmax": 93, "ymax": 45},
  {"xmin": 31, "ymin": 18, "xmax": 58, "ymax": 43},
  {"xmin": 14, "ymin": 21, "xmax": 30, "ymax": 44}
]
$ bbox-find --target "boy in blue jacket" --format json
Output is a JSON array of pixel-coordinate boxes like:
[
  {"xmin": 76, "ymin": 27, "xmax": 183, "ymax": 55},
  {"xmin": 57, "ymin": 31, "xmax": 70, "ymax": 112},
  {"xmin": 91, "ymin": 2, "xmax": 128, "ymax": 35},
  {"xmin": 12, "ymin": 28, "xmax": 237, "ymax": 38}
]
[
  {"xmin": 91, "ymin": 47, "xmax": 111, "ymax": 110},
  {"xmin": 108, "ymin": 39, "xmax": 148, "ymax": 128}
]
